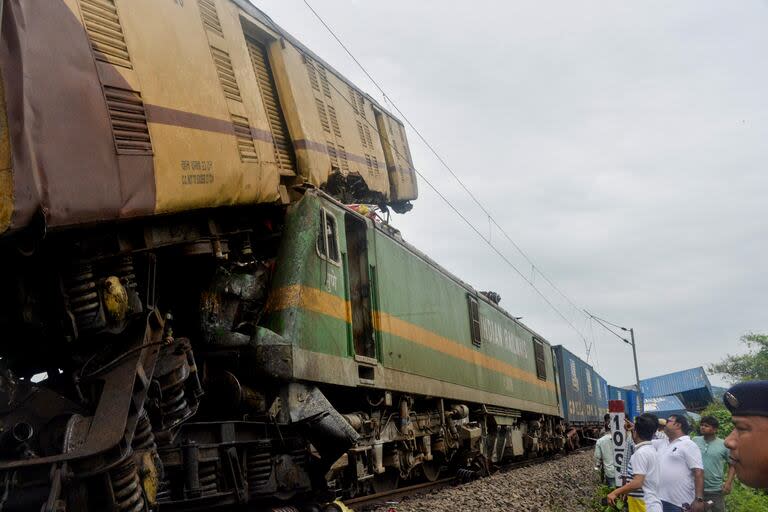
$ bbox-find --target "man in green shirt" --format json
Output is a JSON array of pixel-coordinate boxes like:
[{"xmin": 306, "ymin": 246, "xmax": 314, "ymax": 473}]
[{"xmin": 692, "ymin": 416, "xmax": 736, "ymax": 512}]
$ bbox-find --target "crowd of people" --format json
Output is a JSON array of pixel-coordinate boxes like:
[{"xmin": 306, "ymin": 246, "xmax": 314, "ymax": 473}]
[{"xmin": 593, "ymin": 380, "xmax": 768, "ymax": 512}]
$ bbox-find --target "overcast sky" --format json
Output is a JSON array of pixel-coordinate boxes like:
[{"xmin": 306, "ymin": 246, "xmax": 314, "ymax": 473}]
[{"xmin": 254, "ymin": 0, "xmax": 767, "ymax": 388}]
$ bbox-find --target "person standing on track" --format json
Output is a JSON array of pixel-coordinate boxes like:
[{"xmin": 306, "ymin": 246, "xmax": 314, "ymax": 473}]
[
  {"xmin": 607, "ymin": 413, "xmax": 662, "ymax": 512},
  {"xmin": 653, "ymin": 415, "xmax": 705, "ymax": 512},
  {"xmin": 654, "ymin": 419, "xmax": 668, "ymax": 441},
  {"xmin": 691, "ymin": 416, "xmax": 735, "ymax": 512},
  {"xmin": 723, "ymin": 380, "xmax": 768, "ymax": 490}
]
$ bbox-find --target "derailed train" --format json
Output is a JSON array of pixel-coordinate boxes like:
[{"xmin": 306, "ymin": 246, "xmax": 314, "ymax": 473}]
[{"xmin": 0, "ymin": 1, "xmax": 619, "ymax": 510}]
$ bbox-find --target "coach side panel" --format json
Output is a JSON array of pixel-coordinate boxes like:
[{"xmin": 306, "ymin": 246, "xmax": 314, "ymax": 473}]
[
  {"xmin": 372, "ymin": 230, "xmax": 559, "ymax": 415},
  {"xmin": 0, "ymin": 0, "xmax": 417, "ymax": 236}
]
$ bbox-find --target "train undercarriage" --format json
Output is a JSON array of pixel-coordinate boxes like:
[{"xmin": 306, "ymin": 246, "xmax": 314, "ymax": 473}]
[{"xmin": 0, "ymin": 208, "xmax": 569, "ymax": 511}]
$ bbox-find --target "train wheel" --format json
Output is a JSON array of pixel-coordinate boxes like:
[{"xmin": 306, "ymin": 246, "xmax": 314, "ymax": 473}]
[
  {"xmin": 422, "ymin": 459, "xmax": 442, "ymax": 482},
  {"xmin": 371, "ymin": 470, "xmax": 400, "ymax": 493}
]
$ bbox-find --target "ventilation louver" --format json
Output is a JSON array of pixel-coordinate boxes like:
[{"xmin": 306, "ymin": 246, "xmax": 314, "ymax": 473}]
[
  {"xmin": 103, "ymin": 86, "xmax": 152, "ymax": 155},
  {"xmin": 79, "ymin": 0, "xmax": 132, "ymax": 68},
  {"xmin": 316, "ymin": 99, "xmax": 331, "ymax": 133},
  {"xmin": 231, "ymin": 114, "xmax": 258, "ymax": 162},
  {"xmin": 327, "ymin": 105, "xmax": 342, "ymax": 138},
  {"xmin": 211, "ymin": 46, "xmax": 242, "ymax": 102},
  {"xmin": 246, "ymin": 38, "xmax": 296, "ymax": 174},
  {"xmin": 198, "ymin": 0, "xmax": 224, "ymax": 37}
]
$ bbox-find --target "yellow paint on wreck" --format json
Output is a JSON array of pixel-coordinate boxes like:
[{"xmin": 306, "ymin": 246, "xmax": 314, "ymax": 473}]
[
  {"xmin": 96, "ymin": 0, "xmax": 417, "ymax": 212},
  {"xmin": 116, "ymin": 0, "xmax": 281, "ymax": 214},
  {"xmin": 2, "ymin": 0, "xmax": 418, "ymax": 235}
]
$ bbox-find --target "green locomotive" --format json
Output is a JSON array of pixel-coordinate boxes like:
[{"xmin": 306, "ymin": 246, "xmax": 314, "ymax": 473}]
[
  {"xmin": 166, "ymin": 190, "xmax": 570, "ymax": 501},
  {"xmin": 148, "ymin": 191, "xmax": 566, "ymax": 504}
]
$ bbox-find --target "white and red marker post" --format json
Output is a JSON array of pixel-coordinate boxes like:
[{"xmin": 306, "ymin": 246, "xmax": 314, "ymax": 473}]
[{"xmin": 608, "ymin": 400, "xmax": 629, "ymax": 486}]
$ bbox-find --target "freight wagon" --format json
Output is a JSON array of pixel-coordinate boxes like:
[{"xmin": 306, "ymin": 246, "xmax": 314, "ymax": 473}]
[
  {"xmin": 553, "ymin": 346, "xmax": 603, "ymax": 425},
  {"xmin": 607, "ymin": 385, "xmax": 644, "ymax": 422}
]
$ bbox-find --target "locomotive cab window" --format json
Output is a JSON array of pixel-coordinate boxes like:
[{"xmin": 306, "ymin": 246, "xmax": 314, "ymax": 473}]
[
  {"xmin": 317, "ymin": 209, "xmax": 340, "ymax": 264},
  {"xmin": 533, "ymin": 338, "xmax": 547, "ymax": 380}
]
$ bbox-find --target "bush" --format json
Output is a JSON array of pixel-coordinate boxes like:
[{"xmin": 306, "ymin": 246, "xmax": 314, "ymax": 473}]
[
  {"xmin": 590, "ymin": 484, "xmax": 625, "ymax": 512},
  {"xmin": 726, "ymin": 481, "xmax": 768, "ymax": 511}
]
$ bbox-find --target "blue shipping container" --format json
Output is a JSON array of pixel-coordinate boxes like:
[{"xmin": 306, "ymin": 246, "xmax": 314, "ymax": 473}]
[
  {"xmin": 553, "ymin": 345, "xmax": 602, "ymax": 424},
  {"xmin": 626, "ymin": 390, "xmax": 644, "ymax": 421},
  {"xmin": 607, "ymin": 385, "xmax": 643, "ymax": 422},
  {"xmin": 640, "ymin": 367, "xmax": 713, "ymax": 411},
  {"xmin": 596, "ymin": 374, "xmax": 609, "ymax": 418},
  {"xmin": 644, "ymin": 395, "xmax": 687, "ymax": 418}
]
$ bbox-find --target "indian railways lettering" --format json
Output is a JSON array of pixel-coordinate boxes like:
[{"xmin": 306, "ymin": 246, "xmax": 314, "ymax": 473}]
[
  {"xmin": 181, "ymin": 160, "xmax": 214, "ymax": 185},
  {"xmin": 480, "ymin": 315, "xmax": 530, "ymax": 358}
]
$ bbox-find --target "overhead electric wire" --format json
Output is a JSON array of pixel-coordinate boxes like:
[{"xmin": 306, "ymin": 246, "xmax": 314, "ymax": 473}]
[
  {"xmin": 586, "ymin": 311, "xmax": 630, "ymax": 332},
  {"xmin": 585, "ymin": 311, "xmax": 631, "ymax": 345},
  {"xmin": 296, "ymin": 0, "xmax": 596, "ymax": 358},
  {"xmin": 300, "ymin": 0, "xmax": 592, "ymax": 326},
  {"xmin": 258, "ymin": 4, "xmax": 594, "ymax": 357}
]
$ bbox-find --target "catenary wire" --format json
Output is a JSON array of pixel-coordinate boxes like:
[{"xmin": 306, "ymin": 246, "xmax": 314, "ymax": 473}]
[
  {"xmin": 586, "ymin": 311, "xmax": 630, "ymax": 332},
  {"xmin": 256, "ymin": 7, "xmax": 594, "ymax": 357},
  {"xmin": 295, "ymin": 0, "xmax": 595, "ymax": 357},
  {"xmin": 585, "ymin": 311, "xmax": 630, "ymax": 345},
  {"xmin": 299, "ymin": 0, "xmax": 593, "ymax": 328}
]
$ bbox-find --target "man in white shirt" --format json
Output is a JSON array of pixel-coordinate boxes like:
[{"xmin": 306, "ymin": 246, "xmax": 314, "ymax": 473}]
[
  {"xmin": 653, "ymin": 414, "xmax": 705, "ymax": 512},
  {"xmin": 607, "ymin": 413, "xmax": 662, "ymax": 512}
]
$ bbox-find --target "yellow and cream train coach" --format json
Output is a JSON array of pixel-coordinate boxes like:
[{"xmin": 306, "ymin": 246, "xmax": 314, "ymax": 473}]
[{"xmin": 0, "ymin": 0, "xmax": 417, "ymax": 236}]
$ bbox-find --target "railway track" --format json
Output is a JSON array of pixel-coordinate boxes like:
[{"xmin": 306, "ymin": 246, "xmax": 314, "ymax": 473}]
[{"xmin": 344, "ymin": 447, "xmax": 593, "ymax": 511}]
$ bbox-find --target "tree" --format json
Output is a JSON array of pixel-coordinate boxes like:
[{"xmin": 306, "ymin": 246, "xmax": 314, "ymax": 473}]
[{"xmin": 708, "ymin": 333, "xmax": 768, "ymax": 384}]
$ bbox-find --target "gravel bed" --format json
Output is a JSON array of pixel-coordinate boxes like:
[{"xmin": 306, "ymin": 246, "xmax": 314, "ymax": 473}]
[{"xmin": 370, "ymin": 450, "xmax": 598, "ymax": 512}]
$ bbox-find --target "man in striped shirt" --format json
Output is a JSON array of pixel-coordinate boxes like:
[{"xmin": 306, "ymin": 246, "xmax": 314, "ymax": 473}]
[{"xmin": 608, "ymin": 414, "xmax": 662, "ymax": 512}]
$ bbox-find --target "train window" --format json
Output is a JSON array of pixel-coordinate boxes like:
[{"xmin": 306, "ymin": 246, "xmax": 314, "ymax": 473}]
[
  {"xmin": 466, "ymin": 295, "xmax": 482, "ymax": 347},
  {"xmin": 316, "ymin": 209, "xmax": 340, "ymax": 264},
  {"xmin": 533, "ymin": 339, "xmax": 547, "ymax": 380}
]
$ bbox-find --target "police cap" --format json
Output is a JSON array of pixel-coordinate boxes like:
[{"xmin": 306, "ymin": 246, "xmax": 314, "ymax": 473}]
[{"xmin": 723, "ymin": 380, "xmax": 768, "ymax": 417}]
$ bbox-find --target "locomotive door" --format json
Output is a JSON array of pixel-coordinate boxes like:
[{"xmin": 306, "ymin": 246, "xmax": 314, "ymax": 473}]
[{"xmin": 344, "ymin": 213, "xmax": 376, "ymax": 365}]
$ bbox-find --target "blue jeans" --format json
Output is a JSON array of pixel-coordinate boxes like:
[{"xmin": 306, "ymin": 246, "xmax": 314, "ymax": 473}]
[{"xmin": 661, "ymin": 501, "xmax": 684, "ymax": 512}]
